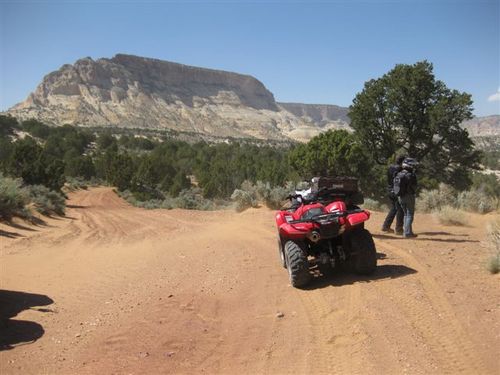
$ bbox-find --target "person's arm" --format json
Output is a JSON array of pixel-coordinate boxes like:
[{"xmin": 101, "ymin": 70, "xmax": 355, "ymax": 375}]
[
  {"xmin": 387, "ymin": 167, "xmax": 393, "ymax": 186},
  {"xmin": 410, "ymin": 173, "xmax": 417, "ymax": 193}
]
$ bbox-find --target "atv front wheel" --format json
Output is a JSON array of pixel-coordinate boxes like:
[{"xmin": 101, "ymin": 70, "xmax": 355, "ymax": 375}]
[
  {"xmin": 348, "ymin": 228, "xmax": 377, "ymax": 275},
  {"xmin": 285, "ymin": 241, "xmax": 311, "ymax": 287}
]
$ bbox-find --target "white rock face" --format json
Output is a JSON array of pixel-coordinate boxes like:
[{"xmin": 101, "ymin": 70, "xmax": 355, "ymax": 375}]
[
  {"xmin": 7, "ymin": 54, "xmax": 350, "ymax": 141},
  {"xmin": 461, "ymin": 115, "xmax": 500, "ymax": 137}
]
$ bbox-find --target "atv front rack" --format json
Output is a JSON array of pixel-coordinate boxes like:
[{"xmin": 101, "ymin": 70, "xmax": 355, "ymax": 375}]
[
  {"xmin": 288, "ymin": 208, "xmax": 365, "ymax": 224},
  {"xmin": 286, "ymin": 186, "xmax": 364, "ymax": 208}
]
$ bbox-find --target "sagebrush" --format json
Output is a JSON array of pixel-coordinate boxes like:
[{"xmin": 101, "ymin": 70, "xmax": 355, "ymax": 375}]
[
  {"xmin": 231, "ymin": 180, "xmax": 291, "ymax": 212},
  {"xmin": 433, "ymin": 206, "xmax": 467, "ymax": 226},
  {"xmin": 0, "ymin": 173, "xmax": 29, "ymax": 220},
  {"xmin": 417, "ymin": 183, "xmax": 456, "ymax": 213},
  {"xmin": 362, "ymin": 198, "xmax": 388, "ymax": 212},
  {"xmin": 28, "ymin": 185, "xmax": 66, "ymax": 216},
  {"xmin": 0, "ymin": 173, "xmax": 66, "ymax": 219},
  {"xmin": 457, "ymin": 190, "xmax": 497, "ymax": 214},
  {"xmin": 119, "ymin": 187, "xmax": 216, "ymax": 211},
  {"xmin": 417, "ymin": 183, "xmax": 497, "ymax": 214},
  {"xmin": 486, "ymin": 218, "xmax": 500, "ymax": 274}
]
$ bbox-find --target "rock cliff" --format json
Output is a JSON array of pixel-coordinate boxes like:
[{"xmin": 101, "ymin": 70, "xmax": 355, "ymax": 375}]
[{"xmin": 8, "ymin": 54, "xmax": 347, "ymax": 141}]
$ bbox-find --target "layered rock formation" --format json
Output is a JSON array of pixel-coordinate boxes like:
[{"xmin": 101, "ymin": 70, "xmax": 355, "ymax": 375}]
[
  {"xmin": 278, "ymin": 102, "xmax": 350, "ymax": 127},
  {"xmin": 7, "ymin": 54, "xmax": 349, "ymax": 141},
  {"xmin": 461, "ymin": 115, "xmax": 500, "ymax": 137}
]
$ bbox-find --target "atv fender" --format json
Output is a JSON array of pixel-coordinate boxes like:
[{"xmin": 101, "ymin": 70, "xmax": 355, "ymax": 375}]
[
  {"xmin": 347, "ymin": 210, "xmax": 370, "ymax": 226},
  {"xmin": 279, "ymin": 223, "xmax": 313, "ymax": 240}
]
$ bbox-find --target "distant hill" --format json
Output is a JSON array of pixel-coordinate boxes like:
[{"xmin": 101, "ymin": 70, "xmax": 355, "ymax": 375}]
[
  {"xmin": 277, "ymin": 102, "xmax": 350, "ymax": 131},
  {"xmin": 4, "ymin": 53, "xmax": 497, "ymax": 143}
]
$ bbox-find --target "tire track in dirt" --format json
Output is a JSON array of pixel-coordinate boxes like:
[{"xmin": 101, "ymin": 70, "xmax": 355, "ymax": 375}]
[
  {"xmin": 375, "ymin": 240, "xmax": 487, "ymax": 374},
  {"xmin": 2, "ymin": 189, "xmax": 497, "ymax": 375},
  {"xmin": 295, "ymin": 282, "xmax": 365, "ymax": 375}
]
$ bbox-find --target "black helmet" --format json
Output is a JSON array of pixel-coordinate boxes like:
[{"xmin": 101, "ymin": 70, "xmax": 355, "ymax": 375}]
[
  {"xmin": 402, "ymin": 157, "xmax": 418, "ymax": 170},
  {"xmin": 396, "ymin": 154, "xmax": 406, "ymax": 165}
]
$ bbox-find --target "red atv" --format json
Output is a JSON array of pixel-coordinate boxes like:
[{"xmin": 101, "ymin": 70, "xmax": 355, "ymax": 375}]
[{"xmin": 275, "ymin": 177, "xmax": 377, "ymax": 287}]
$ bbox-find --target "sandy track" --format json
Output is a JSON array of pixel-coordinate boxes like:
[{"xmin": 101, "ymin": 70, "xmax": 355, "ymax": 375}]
[{"xmin": 1, "ymin": 187, "xmax": 499, "ymax": 374}]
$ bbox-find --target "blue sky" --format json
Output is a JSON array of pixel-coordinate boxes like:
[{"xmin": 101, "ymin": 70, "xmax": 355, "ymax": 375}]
[{"xmin": 1, "ymin": 0, "xmax": 499, "ymax": 116}]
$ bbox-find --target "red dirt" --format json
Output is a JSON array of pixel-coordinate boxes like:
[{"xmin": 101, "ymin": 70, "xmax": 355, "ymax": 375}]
[{"xmin": 1, "ymin": 187, "xmax": 499, "ymax": 374}]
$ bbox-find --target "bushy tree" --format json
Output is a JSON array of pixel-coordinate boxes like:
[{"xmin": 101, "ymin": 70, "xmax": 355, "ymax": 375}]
[
  {"xmin": 289, "ymin": 130, "xmax": 364, "ymax": 176},
  {"xmin": 7, "ymin": 137, "xmax": 44, "ymax": 185},
  {"xmin": 0, "ymin": 115, "xmax": 19, "ymax": 138},
  {"xmin": 65, "ymin": 155, "xmax": 96, "ymax": 180},
  {"xmin": 349, "ymin": 61, "xmax": 481, "ymax": 190},
  {"xmin": 0, "ymin": 138, "xmax": 14, "ymax": 172},
  {"xmin": 97, "ymin": 131, "xmax": 117, "ymax": 150},
  {"xmin": 169, "ymin": 171, "xmax": 191, "ymax": 196},
  {"xmin": 6, "ymin": 137, "xmax": 65, "ymax": 191},
  {"xmin": 289, "ymin": 130, "xmax": 382, "ymax": 197},
  {"xmin": 471, "ymin": 172, "xmax": 500, "ymax": 198},
  {"xmin": 21, "ymin": 119, "xmax": 51, "ymax": 139}
]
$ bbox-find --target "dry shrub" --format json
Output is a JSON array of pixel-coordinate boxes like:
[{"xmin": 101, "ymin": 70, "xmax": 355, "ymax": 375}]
[
  {"xmin": 433, "ymin": 206, "xmax": 467, "ymax": 226},
  {"xmin": 457, "ymin": 190, "xmax": 496, "ymax": 214},
  {"xmin": 176, "ymin": 188, "xmax": 215, "ymax": 210},
  {"xmin": 28, "ymin": 185, "xmax": 66, "ymax": 216},
  {"xmin": 417, "ymin": 183, "xmax": 456, "ymax": 213},
  {"xmin": 119, "ymin": 188, "xmax": 216, "ymax": 211},
  {"xmin": 231, "ymin": 180, "xmax": 291, "ymax": 211},
  {"xmin": 417, "ymin": 184, "xmax": 497, "ymax": 214},
  {"xmin": 362, "ymin": 198, "xmax": 388, "ymax": 212},
  {"xmin": 265, "ymin": 186, "xmax": 289, "ymax": 209},
  {"xmin": 486, "ymin": 218, "xmax": 500, "ymax": 274},
  {"xmin": 0, "ymin": 174, "xmax": 29, "ymax": 220},
  {"xmin": 231, "ymin": 189, "xmax": 258, "ymax": 212}
]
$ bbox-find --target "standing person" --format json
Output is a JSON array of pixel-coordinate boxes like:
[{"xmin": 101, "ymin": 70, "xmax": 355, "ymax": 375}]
[
  {"xmin": 394, "ymin": 158, "xmax": 419, "ymax": 238},
  {"xmin": 381, "ymin": 155, "xmax": 405, "ymax": 234}
]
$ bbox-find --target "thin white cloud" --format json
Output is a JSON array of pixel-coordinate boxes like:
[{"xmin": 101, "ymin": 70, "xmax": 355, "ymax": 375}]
[{"xmin": 488, "ymin": 88, "xmax": 500, "ymax": 102}]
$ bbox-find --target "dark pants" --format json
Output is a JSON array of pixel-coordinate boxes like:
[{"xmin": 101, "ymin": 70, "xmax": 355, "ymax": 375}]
[
  {"xmin": 398, "ymin": 194, "xmax": 416, "ymax": 236},
  {"xmin": 382, "ymin": 193, "xmax": 404, "ymax": 232}
]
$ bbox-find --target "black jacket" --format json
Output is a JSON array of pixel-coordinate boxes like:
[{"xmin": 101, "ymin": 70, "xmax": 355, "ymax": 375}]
[
  {"xmin": 387, "ymin": 164, "xmax": 402, "ymax": 191},
  {"xmin": 395, "ymin": 169, "xmax": 418, "ymax": 195}
]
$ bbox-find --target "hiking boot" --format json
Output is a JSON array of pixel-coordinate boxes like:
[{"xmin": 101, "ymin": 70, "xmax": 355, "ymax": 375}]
[
  {"xmin": 403, "ymin": 233, "xmax": 418, "ymax": 238},
  {"xmin": 395, "ymin": 228, "xmax": 404, "ymax": 235},
  {"xmin": 381, "ymin": 227, "xmax": 394, "ymax": 233}
]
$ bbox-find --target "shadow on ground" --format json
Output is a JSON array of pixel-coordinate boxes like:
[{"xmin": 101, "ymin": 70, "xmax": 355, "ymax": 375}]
[
  {"xmin": 418, "ymin": 231, "xmax": 469, "ymax": 237},
  {"xmin": 66, "ymin": 204, "xmax": 89, "ymax": 209},
  {"xmin": 0, "ymin": 290, "xmax": 54, "ymax": 351},
  {"xmin": 373, "ymin": 233, "xmax": 478, "ymax": 243},
  {"xmin": 302, "ymin": 261, "xmax": 417, "ymax": 291},
  {"xmin": 0, "ymin": 229, "xmax": 24, "ymax": 239}
]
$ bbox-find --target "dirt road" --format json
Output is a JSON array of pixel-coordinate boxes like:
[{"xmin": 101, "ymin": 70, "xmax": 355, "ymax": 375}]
[{"xmin": 1, "ymin": 187, "xmax": 499, "ymax": 374}]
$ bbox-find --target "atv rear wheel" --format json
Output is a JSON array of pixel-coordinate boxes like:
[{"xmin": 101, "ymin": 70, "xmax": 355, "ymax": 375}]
[
  {"xmin": 278, "ymin": 237, "xmax": 286, "ymax": 269},
  {"xmin": 285, "ymin": 241, "xmax": 311, "ymax": 287},
  {"xmin": 348, "ymin": 228, "xmax": 377, "ymax": 275}
]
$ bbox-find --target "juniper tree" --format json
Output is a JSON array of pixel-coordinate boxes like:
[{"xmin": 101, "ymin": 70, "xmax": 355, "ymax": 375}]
[{"xmin": 349, "ymin": 61, "xmax": 481, "ymax": 190}]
